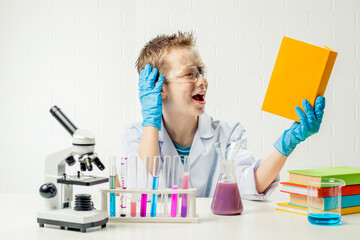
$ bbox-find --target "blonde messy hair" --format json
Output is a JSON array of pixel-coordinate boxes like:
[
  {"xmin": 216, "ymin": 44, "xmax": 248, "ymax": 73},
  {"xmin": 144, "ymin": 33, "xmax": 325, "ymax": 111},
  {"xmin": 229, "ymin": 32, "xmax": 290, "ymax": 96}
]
[{"xmin": 135, "ymin": 31, "xmax": 196, "ymax": 76}]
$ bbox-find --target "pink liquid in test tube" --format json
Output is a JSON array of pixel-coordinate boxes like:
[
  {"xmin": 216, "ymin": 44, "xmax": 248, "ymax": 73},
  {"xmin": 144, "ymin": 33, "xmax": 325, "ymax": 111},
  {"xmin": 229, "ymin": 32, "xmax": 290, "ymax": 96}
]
[
  {"xmin": 181, "ymin": 174, "xmax": 189, "ymax": 217},
  {"xmin": 171, "ymin": 185, "xmax": 179, "ymax": 217},
  {"xmin": 170, "ymin": 156, "xmax": 181, "ymax": 217},
  {"xmin": 140, "ymin": 156, "xmax": 149, "ymax": 217},
  {"xmin": 131, "ymin": 201, "xmax": 137, "ymax": 217},
  {"xmin": 130, "ymin": 156, "xmax": 138, "ymax": 217},
  {"xmin": 140, "ymin": 194, "xmax": 147, "ymax": 217}
]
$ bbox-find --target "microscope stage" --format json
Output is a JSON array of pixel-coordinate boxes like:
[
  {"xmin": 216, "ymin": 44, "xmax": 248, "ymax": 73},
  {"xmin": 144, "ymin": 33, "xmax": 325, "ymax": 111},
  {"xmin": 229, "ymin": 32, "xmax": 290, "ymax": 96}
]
[
  {"xmin": 37, "ymin": 208, "xmax": 108, "ymax": 232},
  {"xmin": 57, "ymin": 176, "xmax": 108, "ymax": 186}
]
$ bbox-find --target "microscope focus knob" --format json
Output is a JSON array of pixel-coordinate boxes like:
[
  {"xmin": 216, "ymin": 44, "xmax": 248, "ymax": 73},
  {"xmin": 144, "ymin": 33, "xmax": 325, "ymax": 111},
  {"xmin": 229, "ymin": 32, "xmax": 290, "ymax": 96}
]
[{"xmin": 39, "ymin": 183, "xmax": 57, "ymax": 199}]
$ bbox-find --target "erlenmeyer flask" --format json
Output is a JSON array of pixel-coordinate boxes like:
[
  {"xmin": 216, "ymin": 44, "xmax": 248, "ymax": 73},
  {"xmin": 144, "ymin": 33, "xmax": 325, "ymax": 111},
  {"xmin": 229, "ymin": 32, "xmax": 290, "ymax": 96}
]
[{"xmin": 211, "ymin": 142, "xmax": 243, "ymax": 215}]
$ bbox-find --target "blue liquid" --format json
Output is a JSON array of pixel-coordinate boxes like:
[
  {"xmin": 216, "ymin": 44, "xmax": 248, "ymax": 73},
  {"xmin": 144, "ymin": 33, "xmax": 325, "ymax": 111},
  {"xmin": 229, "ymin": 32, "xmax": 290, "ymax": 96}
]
[
  {"xmin": 308, "ymin": 213, "xmax": 341, "ymax": 225},
  {"xmin": 150, "ymin": 176, "xmax": 159, "ymax": 217},
  {"xmin": 109, "ymin": 176, "xmax": 116, "ymax": 217},
  {"xmin": 110, "ymin": 193, "xmax": 116, "ymax": 217}
]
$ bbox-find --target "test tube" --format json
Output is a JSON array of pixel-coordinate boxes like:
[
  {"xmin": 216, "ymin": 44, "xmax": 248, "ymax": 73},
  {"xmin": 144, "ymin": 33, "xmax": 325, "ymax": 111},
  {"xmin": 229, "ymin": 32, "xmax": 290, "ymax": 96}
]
[
  {"xmin": 181, "ymin": 156, "xmax": 191, "ymax": 217},
  {"xmin": 140, "ymin": 156, "xmax": 149, "ymax": 217},
  {"xmin": 109, "ymin": 156, "xmax": 116, "ymax": 217},
  {"xmin": 160, "ymin": 156, "xmax": 171, "ymax": 215},
  {"xmin": 150, "ymin": 156, "xmax": 160, "ymax": 217},
  {"xmin": 130, "ymin": 156, "xmax": 137, "ymax": 217},
  {"xmin": 119, "ymin": 157, "xmax": 127, "ymax": 217},
  {"xmin": 171, "ymin": 156, "xmax": 180, "ymax": 217}
]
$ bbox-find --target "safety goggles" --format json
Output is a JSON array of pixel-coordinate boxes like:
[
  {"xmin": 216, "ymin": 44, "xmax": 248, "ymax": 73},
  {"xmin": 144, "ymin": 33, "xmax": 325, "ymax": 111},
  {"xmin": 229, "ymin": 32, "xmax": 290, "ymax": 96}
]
[{"xmin": 165, "ymin": 64, "xmax": 207, "ymax": 83}]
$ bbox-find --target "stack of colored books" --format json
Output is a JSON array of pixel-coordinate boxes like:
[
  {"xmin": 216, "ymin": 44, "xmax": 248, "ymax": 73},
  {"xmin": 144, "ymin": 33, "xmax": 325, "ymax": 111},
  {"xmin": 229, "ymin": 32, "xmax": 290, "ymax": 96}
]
[{"xmin": 276, "ymin": 166, "xmax": 360, "ymax": 216}]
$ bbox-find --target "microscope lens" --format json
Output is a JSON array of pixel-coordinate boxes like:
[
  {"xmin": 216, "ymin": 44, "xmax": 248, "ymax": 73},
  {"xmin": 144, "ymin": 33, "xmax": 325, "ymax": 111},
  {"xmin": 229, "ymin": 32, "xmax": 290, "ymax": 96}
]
[
  {"xmin": 80, "ymin": 162, "xmax": 86, "ymax": 171},
  {"xmin": 86, "ymin": 160, "xmax": 93, "ymax": 171},
  {"xmin": 93, "ymin": 157, "xmax": 105, "ymax": 171}
]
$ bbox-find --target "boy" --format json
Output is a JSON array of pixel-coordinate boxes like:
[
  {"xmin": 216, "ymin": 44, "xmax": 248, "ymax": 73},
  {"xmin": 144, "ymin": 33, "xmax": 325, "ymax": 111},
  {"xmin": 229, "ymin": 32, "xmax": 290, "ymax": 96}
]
[{"xmin": 124, "ymin": 31, "xmax": 325, "ymax": 199}]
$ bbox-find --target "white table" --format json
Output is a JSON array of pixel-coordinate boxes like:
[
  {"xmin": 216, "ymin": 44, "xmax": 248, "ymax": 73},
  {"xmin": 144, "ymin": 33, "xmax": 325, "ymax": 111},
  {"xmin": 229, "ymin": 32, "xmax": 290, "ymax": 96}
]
[{"xmin": 1, "ymin": 193, "xmax": 359, "ymax": 240}]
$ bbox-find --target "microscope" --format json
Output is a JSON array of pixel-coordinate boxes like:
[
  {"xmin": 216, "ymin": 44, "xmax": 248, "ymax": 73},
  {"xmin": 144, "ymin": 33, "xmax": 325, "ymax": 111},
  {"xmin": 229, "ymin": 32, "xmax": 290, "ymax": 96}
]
[{"xmin": 37, "ymin": 106, "xmax": 109, "ymax": 233}]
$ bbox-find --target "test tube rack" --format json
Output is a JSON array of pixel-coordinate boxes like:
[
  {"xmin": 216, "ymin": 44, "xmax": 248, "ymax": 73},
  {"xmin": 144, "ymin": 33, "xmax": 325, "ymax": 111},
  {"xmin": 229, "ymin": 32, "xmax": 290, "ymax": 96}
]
[{"xmin": 100, "ymin": 188, "xmax": 199, "ymax": 223}]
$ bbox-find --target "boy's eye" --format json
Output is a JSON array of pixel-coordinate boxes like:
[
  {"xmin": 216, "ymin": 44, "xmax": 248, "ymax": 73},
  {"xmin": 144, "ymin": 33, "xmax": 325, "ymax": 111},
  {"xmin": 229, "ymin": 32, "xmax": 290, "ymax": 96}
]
[{"xmin": 184, "ymin": 72, "xmax": 194, "ymax": 78}]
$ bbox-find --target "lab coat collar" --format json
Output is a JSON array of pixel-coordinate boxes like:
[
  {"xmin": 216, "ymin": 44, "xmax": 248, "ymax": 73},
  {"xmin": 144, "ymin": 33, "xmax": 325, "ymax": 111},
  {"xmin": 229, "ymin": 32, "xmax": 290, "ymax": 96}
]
[
  {"xmin": 158, "ymin": 113, "xmax": 215, "ymax": 142},
  {"xmin": 158, "ymin": 113, "xmax": 215, "ymax": 179},
  {"xmin": 197, "ymin": 113, "xmax": 215, "ymax": 139}
]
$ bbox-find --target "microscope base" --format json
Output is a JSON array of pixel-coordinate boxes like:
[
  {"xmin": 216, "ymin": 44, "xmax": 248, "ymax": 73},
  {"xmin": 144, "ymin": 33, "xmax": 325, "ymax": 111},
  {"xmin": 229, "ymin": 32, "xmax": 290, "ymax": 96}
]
[{"xmin": 37, "ymin": 208, "xmax": 108, "ymax": 233}]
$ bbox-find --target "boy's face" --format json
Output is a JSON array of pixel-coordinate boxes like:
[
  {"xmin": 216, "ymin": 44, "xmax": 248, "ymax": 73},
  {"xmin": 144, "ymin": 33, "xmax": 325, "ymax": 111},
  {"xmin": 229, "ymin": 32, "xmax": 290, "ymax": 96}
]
[{"xmin": 162, "ymin": 47, "xmax": 208, "ymax": 117}]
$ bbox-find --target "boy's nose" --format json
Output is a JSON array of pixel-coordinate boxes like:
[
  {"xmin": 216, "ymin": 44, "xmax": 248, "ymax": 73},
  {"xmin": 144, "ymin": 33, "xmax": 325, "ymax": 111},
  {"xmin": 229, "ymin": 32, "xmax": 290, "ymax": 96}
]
[{"xmin": 196, "ymin": 74, "xmax": 207, "ymax": 87}]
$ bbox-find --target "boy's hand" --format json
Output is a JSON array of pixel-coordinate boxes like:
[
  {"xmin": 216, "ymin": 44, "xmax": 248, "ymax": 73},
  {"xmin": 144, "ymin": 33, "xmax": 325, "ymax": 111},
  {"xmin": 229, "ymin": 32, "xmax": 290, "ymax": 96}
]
[
  {"xmin": 274, "ymin": 96, "xmax": 326, "ymax": 157},
  {"xmin": 138, "ymin": 64, "xmax": 164, "ymax": 131}
]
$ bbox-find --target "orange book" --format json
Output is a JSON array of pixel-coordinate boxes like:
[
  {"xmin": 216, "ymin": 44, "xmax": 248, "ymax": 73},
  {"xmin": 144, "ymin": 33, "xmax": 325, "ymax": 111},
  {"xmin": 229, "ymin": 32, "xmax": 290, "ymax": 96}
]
[{"xmin": 262, "ymin": 36, "xmax": 337, "ymax": 122}]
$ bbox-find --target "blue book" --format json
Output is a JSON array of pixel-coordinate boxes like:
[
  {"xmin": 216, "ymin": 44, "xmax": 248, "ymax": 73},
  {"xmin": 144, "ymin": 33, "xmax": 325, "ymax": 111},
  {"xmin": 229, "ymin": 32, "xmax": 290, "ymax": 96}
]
[{"xmin": 289, "ymin": 193, "xmax": 360, "ymax": 210}]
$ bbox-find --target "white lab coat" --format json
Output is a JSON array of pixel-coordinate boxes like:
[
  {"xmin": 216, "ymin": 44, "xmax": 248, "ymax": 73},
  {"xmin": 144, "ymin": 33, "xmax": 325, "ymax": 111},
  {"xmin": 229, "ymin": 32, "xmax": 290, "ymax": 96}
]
[{"xmin": 123, "ymin": 113, "xmax": 279, "ymax": 200}]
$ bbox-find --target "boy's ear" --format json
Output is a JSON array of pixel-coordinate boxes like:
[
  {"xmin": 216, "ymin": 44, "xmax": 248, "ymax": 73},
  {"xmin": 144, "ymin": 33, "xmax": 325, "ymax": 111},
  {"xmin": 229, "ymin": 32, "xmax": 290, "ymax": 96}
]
[{"xmin": 161, "ymin": 88, "xmax": 167, "ymax": 100}]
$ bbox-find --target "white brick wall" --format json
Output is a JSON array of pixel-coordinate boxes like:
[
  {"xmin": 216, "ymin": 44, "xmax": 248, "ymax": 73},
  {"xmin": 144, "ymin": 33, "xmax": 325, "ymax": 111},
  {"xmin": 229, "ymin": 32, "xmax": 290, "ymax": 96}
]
[{"xmin": 0, "ymin": 0, "xmax": 359, "ymax": 193}]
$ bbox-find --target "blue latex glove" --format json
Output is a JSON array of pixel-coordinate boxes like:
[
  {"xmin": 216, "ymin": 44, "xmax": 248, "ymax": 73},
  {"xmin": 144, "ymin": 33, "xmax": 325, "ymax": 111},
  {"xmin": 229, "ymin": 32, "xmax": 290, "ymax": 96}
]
[
  {"xmin": 138, "ymin": 64, "xmax": 164, "ymax": 131},
  {"xmin": 274, "ymin": 96, "xmax": 326, "ymax": 157}
]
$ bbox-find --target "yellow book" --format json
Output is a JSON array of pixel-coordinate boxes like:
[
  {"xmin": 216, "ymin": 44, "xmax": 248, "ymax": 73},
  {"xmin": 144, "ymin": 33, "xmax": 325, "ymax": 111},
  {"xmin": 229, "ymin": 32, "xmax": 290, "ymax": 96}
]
[
  {"xmin": 275, "ymin": 202, "xmax": 360, "ymax": 215},
  {"xmin": 275, "ymin": 202, "xmax": 307, "ymax": 216},
  {"xmin": 262, "ymin": 36, "xmax": 338, "ymax": 122}
]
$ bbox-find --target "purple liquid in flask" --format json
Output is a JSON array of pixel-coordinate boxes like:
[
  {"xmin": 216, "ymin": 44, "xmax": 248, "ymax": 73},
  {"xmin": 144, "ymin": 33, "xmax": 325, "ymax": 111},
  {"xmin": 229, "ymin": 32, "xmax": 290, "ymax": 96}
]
[
  {"xmin": 211, "ymin": 142, "xmax": 243, "ymax": 216},
  {"xmin": 211, "ymin": 182, "xmax": 243, "ymax": 215}
]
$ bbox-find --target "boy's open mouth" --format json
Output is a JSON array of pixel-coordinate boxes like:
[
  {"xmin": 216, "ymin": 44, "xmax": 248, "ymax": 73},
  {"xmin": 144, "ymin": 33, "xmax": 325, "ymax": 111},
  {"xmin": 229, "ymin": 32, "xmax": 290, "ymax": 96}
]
[{"xmin": 192, "ymin": 92, "xmax": 206, "ymax": 104}]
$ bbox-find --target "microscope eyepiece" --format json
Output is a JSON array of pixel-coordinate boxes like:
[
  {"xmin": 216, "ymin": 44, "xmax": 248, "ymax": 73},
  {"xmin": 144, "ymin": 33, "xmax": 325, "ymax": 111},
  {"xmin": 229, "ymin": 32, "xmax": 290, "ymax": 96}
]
[
  {"xmin": 50, "ymin": 105, "xmax": 78, "ymax": 136},
  {"xmin": 93, "ymin": 157, "xmax": 105, "ymax": 171},
  {"xmin": 65, "ymin": 155, "xmax": 76, "ymax": 166}
]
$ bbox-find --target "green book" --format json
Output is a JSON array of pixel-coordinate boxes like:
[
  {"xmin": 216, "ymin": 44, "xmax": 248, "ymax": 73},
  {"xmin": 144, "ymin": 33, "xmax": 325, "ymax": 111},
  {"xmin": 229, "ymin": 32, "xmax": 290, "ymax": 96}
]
[{"xmin": 288, "ymin": 166, "xmax": 360, "ymax": 186}]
